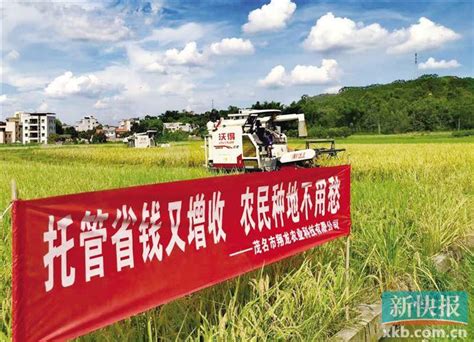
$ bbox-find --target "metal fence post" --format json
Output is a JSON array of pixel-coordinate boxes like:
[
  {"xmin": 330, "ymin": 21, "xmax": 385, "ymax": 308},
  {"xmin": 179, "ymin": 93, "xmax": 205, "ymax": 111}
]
[{"xmin": 345, "ymin": 235, "xmax": 350, "ymax": 321}]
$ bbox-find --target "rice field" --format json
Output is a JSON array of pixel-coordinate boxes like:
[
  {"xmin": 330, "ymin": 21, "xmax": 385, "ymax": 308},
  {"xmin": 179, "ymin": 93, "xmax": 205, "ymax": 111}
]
[{"xmin": 1, "ymin": 135, "xmax": 473, "ymax": 340}]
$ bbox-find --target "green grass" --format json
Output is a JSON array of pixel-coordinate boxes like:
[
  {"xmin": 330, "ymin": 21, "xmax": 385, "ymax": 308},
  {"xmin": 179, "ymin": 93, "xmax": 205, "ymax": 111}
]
[
  {"xmin": 1, "ymin": 136, "xmax": 473, "ymax": 340},
  {"xmin": 290, "ymin": 131, "xmax": 474, "ymax": 145},
  {"xmin": 341, "ymin": 132, "xmax": 474, "ymax": 144}
]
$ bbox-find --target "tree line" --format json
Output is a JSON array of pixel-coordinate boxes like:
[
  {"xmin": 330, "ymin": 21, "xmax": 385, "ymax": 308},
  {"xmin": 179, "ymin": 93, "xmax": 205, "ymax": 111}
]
[
  {"xmin": 297, "ymin": 75, "xmax": 474, "ymax": 134},
  {"xmin": 55, "ymin": 74, "xmax": 473, "ymax": 142},
  {"xmin": 140, "ymin": 75, "xmax": 473, "ymax": 137}
]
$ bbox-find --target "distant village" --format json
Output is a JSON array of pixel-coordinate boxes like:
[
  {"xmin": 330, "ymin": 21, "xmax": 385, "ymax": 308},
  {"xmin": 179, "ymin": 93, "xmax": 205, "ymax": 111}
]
[
  {"xmin": 0, "ymin": 112, "xmax": 196, "ymax": 145},
  {"xmin": 0, "ymin": 104, "xmax": 295, "ymax": 146}
]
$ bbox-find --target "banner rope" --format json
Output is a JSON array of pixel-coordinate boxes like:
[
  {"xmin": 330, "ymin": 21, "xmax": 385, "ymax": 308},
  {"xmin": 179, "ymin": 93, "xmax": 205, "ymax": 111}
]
[{"xmin": 0, "ymin": 201, "xmax": 13, "ymax": 221}]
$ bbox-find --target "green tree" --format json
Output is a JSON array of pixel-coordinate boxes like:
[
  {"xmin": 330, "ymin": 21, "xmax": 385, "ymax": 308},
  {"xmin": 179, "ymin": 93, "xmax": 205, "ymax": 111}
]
[
  {"xmin": 92, "ymin": 132, "xmax": 107, "ymax": 144},
  {"xmin": 64, "ymin": 126, "xmax": 78, "ymax": 139},
  {"xmin": 55, "ymin": 119, "xmax": 64, "ymax": 135},
  {"xmin": 293, "ymin": 75, "xmax": 474, "ymax": 133}
]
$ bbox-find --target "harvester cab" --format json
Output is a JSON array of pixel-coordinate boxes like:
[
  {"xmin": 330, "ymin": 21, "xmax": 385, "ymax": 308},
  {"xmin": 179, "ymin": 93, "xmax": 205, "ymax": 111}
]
[{"xmin": 205, "ymin": 109, "xmax": 344, "ymax": 172}]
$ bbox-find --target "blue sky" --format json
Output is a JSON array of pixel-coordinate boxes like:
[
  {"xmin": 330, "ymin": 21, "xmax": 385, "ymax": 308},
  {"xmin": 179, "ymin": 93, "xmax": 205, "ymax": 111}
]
[{"xmin": 1, "ymin": 0, "xmax": 472, "ymax": 124}]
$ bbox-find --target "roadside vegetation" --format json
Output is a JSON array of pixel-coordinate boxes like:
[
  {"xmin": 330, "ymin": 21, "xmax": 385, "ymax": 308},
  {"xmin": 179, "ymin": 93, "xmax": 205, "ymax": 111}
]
[{"xmin": 1, "ymin": 134, "xmax": 472, "ymax": 340}]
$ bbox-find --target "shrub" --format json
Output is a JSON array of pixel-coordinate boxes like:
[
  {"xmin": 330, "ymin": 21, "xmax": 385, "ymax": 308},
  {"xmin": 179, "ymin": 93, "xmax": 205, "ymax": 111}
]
[
  {"xmin": 308, "ymin": 126, "xmax": 352, "ymax": 138},
  {"xmin": 47, "ymin": 133, "xmax": 60, "ymax": 144},
  {"xmin": 161, "ymin": 130, "xmax": 189, "ymax": 142},
  {"xmin": 92, "ymin": 132, "xmax": 107, "ymax": 144},
  {"xmin": 452, "ymin": 129, "xmax": 474, "ymax": 137}
]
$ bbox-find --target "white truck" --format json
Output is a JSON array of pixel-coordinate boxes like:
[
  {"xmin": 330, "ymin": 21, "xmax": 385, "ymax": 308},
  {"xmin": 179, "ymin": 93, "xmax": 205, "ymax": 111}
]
[{"xmin": 205, "ymin": 109, "xmax": 344, "ymax": 171}]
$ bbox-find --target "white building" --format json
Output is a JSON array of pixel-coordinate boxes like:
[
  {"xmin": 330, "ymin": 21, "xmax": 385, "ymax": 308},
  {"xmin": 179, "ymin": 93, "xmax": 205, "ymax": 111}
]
[
  {"xmin": 118, "ymin": 118, "xmax": 140, "ymax": 132},
  {"xmin": 0, "ymin": 122, "xmax": 5, "ymax": 144},
  {"xmin": 21, "ymin": 112, "xmax": 56, "ymax": 144},
  {"xmin": 0, "ymin": 115, "xmax": 22, "ymax": 144},
  {"xmin": 163, "ymin": 122, "xmax": 193, "ymax": 133},
  {"xmin": 118, "ymin": 119, "xmax": 132, "ymax": 132},
  {"xmin": 75, "ymin": 115, "xmax": 99, "ymax": 132},
  {"xmin": 102, "ymin": 125, "xmax": 117, "ymax": 141}
]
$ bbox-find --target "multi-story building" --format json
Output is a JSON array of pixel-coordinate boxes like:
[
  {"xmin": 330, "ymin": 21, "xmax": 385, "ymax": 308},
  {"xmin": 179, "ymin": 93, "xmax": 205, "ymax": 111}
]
[
  {"xmin": 7, "ymin": 115, "xmax": 22, "ymax": 143},
  {"xmin": 118, "ymin": 119, "xmax": 132, "ymax": 132},
  {"xmin": 0, "ymin": 113, "xmax": 23, "ymax": 144},
  {"xmin": 75, "ymin": 115, "xmax": 100, "ymax": 132},
  {"xmin": 116, "ymin": 118, "xmax": 140, "ymax": 136},
  {"xmin": 0, "ymin": 122, "xmax": 5, "ymax": 144},
  {"xmin": 21, "ymin": 112, "xmax": 56, "ymax": 144},
  {"xmin": 119, "ymin": 118, "xmax": 140, "ymax": 131},
  {"xmin": 163, "ymin": 122, "xmax": 194, "ymax": 133},
  {"xmin": 101, "ymin": 125, "xmax": 117, "ymax": 141}
]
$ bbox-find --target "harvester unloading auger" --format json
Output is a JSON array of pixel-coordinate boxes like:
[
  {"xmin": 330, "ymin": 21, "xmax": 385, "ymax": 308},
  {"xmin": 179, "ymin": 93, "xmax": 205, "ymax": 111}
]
[{"xmin": 205, "ymin": 109, "xmax": 345, "ymax": 172}]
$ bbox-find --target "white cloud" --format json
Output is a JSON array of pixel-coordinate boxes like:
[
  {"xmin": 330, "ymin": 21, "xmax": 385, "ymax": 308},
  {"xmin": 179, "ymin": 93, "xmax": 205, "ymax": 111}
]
[
  {"xmin": 94, "ymin": 95, "xmax": 123, "ymax": 109},
  {"xmin": 9, "ymin": 76, "xmax": 49, "ymax": 91},
  {"xmin": 324, "ymin": 85, "xmax": 342, "ymax": 94},
  {"xmin": 388, "ymin": 17, "xmax": 460, "ymax": 54},
  {"xmin": 95, "ymin": 64, "xmax": 152, "ymax": 99},
  {"xmin": 418, "ymin": 57, "xmax": 461, "ymax": 70},
  {"xmin": 290, "ymin": 60, "xmax": 341, "ymax": 85},
  {"xmin": 259, "ymin": 60, "xmax": 341, "ymax": 88},
  {"xmin": 304, "ymin": 13, "xmax": 460, "ymax": 55},
  {"xmin": 142, "ymin": 0, "xmax": 161, "ymax": 15},
  {"xmin": 127, "ymin": 38, "xmax": 253, "ymax": 72},
  {"xmin": 1, "ymin": 64, "xmax": 49, "ymax": 91},
  {"xmin": 37, "ymin": 101, "xmax": 49, "ymax": 112},
  {"xmin": 164, "ymin": 42, "xmax": 206, "ymax": 66},
  {"xmin": 126, "ymin": 45, "xmax": 166, "ymax": 73},
  {"xmin": 303, "ymin": 12, "xmax": 388, "ymax": 51},
  {"xmin": 6, "ymin": 50, "xmax": 20, "ymax": 61},
  {"xmin": 94, "ymin": 99, "xmax": 109, "ymax": 109},
  {"xmin": 158, "ymin": 75, "xmax": 195, "ymax": 95},
  {"xmin": 1, "ymin": 2, "xmax": 130, "ymax": 46},
  {"xmin": 242, "ymin": 0, "xmax": 296, "ymax": 34},
  {"xmin": 2, "ymin": 52, "xmax": 51, "ymax": 92},
  {"xmin": 0, "ymin": 94, "xmax": 10, "ymax": 104},
  {"xmin": 58, "ymin": 14, "xmax": 130, "ymax": 42},
  {"xmin": 45, "ymin": 71, "xmax": 108, "ymax": 98},
  {"xmin": 258, "ymin": 65, "xmax": 287, "ymax": 88},
  {"xmin": 142, "ymin": 22, "xmax": 210, "ymax": 45},
  {"xmin": 210, "ymin": 38, "xmax": 255, "ymax": 55}
]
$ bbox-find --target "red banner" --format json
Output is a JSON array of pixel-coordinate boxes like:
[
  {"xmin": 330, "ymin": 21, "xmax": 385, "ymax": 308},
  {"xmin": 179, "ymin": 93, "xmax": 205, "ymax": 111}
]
[{"xmin": 12, "ymin": 165, "xmax": 351, "ymax": 341}]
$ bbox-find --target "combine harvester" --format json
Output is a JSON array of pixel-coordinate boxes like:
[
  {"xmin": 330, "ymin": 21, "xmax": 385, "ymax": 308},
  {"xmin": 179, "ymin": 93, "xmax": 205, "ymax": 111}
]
[{"xmin": 205, "ymin": 109, "xmax": 344, "ymax": 171}]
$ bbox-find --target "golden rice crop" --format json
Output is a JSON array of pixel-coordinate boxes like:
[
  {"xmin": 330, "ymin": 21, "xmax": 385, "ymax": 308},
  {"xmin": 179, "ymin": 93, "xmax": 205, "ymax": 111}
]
[
  {"xmin": 30, "ymin": 142, "xmax": 205, "ymax": 167},
  {"xmin": 0, "ymin": 137, "xmax": 472, "ymax": 340}
]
